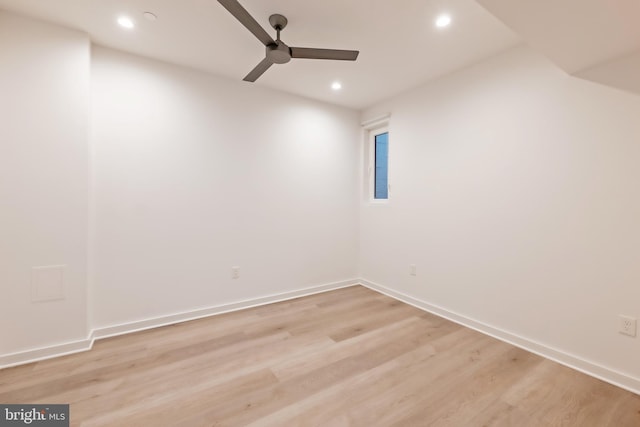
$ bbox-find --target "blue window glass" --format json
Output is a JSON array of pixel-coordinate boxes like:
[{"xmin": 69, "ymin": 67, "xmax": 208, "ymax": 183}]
[{"xmin": 374, "ymin": 132, "xmax": 389, "ymax": 199}]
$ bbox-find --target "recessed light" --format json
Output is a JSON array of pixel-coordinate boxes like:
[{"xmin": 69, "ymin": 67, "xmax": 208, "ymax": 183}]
[
  {"xmin": 143, "ymin": 12, "xmax": 157, "ymax": 22},
  {"xmin": 117, "ymin": 16, "xmax": 135, "ymax": 29},
  {"xmin": 435, "ymin": 14, "xmax": 451, "ymax": 28},
  {"xmin": 331, "ymin": 82, "xmax": 342, "ymax": 91}
]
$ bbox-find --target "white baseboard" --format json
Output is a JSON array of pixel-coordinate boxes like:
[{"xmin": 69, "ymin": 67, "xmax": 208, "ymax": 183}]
[
  {"xmin": 0, "ymin": 336, "xmax": 94, "ymax": 370},
  {"xmin": 93, "ymin": 279, "xmax": 358, "ymax": 340},
  {"xmin": 5, "ymin": 277, "xmax": 638, "ymax": 397},
  {"xmin": 359, "ymin": 278, "xmax": 640, "ymax": 396},
  {"xmin": 0, "ymin": 279, "xmax": 359, "ymax": 369}
]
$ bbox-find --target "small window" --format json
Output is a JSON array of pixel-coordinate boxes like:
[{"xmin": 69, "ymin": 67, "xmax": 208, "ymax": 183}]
[
  {"xmin": 374, "ymin": 132, "xmax": 389, "ymax": 199},
  {"xmin": 362, "ymin": 114, "xmax": 390, "ymax": 203}
]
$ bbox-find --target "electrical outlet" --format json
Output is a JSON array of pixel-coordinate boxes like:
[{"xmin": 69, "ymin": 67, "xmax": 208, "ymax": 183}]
[
  {"xmin": 410, "ymin": 264, "xmax": 416, "ymax": 276},
  {"xmin": 619, "ymin": 315, "xmax": 637, "ymax": 337},
  {"xmin": 231, "ymin": 266, "xmax": 240, "ymax": 280}
]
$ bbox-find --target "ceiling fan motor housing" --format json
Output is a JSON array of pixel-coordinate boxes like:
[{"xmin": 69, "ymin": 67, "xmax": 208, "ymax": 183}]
[{"xmin": 267, "ymin": 42, "xmax": 291, "ymax": 64}]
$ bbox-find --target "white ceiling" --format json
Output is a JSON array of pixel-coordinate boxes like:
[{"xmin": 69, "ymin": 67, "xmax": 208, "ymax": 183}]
[
  {"xmin": 478, "ymin": 0, "xmax": 640, "ymax": 73},
  {"xmin": 0, "ymin": 0, "xmax": 520, "ymax": 109},
  {"xmin": 478, "ymin": 0, "xmax": 640, "ymax": 96}
]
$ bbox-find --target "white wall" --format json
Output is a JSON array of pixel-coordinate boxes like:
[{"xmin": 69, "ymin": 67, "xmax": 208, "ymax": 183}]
[
  {"xmin": 360, "ymin": 46, "xmax": 640, "ymax": 381},
  {"xmin": 91, "ymin": 47, "xmax": 359, "ymax": 328},
  {"xmin": 0, "ymin": 11, "xmax": 90, "ymax": 355}
]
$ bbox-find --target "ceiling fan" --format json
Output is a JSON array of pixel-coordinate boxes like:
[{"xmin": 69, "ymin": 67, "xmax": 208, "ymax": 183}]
[{"xmin": 218, "ymin": 0, "xmax": 360, "ymax": 82}]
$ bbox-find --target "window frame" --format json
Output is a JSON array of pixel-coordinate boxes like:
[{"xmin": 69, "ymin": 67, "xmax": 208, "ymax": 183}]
[
  {"xmin": 360, "ymin": 112, "xmax": 390, "ymax": 204},
  {"xmin": 369, "ymin": 127, "xmax": 390, "ymax": 203}
]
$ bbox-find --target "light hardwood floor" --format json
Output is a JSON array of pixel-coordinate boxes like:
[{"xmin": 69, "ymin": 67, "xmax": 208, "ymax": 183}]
[{"xmin": 1, "ymin": 285, "xmax": 639, "ymax": 426}]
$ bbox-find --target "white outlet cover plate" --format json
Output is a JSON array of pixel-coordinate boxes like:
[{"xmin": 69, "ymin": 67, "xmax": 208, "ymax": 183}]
[{"xmin": 619, "ymin": 315, "xmax": 637, "ymax": 337}]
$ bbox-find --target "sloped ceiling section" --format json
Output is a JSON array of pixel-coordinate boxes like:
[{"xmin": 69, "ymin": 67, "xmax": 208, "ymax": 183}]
[{"xmin": 476, "ymin": 0, "xmax": 640, "ymax": 96}]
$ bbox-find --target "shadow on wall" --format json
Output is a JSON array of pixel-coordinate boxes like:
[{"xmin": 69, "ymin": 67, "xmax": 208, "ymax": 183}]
[{"xmin": 575, "ymin": 50, "xmax": 640, "ymax": 96}]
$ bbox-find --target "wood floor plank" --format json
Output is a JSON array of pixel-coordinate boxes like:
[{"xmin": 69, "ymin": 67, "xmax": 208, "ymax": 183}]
[
  {"xmin": 387, "ymin": 347, "xmax": 541, "ymax": 427},
  {"xmin": 249, "ymin": 327, "xmax": 482, "ymax": 426},
  {"xmin": 326, "ymin": 334, "xmax": 514, "ymax": 427},
  {"xmin": 270, "ymin": 316, "xmax": 441, "ymax": 382},
  {"xmin": 1, "ymin": 285, "xmax": 639, "ymax": 426}
]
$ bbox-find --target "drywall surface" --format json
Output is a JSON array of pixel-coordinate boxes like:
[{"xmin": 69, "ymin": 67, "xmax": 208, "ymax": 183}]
[
  {"xmin": 360, "ymin": 46, "xmax": 640, "ymax": 380},
  {"xmin": 576, "ymin": 50, "xmax": 640, "ymax": 97},
  {"xmin": 0, "ymin": 11, "xmax": 90, "ymax": 354},
  {"xmin": 91, "ymin": 47, "xmax": 359, "ymax": 328}
]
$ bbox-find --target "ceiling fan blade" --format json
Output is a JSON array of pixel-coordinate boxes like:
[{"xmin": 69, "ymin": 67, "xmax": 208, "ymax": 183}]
[
  {"xmin": 218, "ymin": 0, "xmax": 275, "ymax": 46},
  {"xmin": 243, "ymin": 58, "xmax": 273, "ymax": 82},
  {"xmin": 290, "ymin": 47, "xmax": 359, "ymax": 61}
]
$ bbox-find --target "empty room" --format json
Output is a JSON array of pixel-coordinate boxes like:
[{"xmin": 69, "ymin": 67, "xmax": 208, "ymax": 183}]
[{"xmin": 1, "ymin": 0, "xmax": 640, "ymax": 425}]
